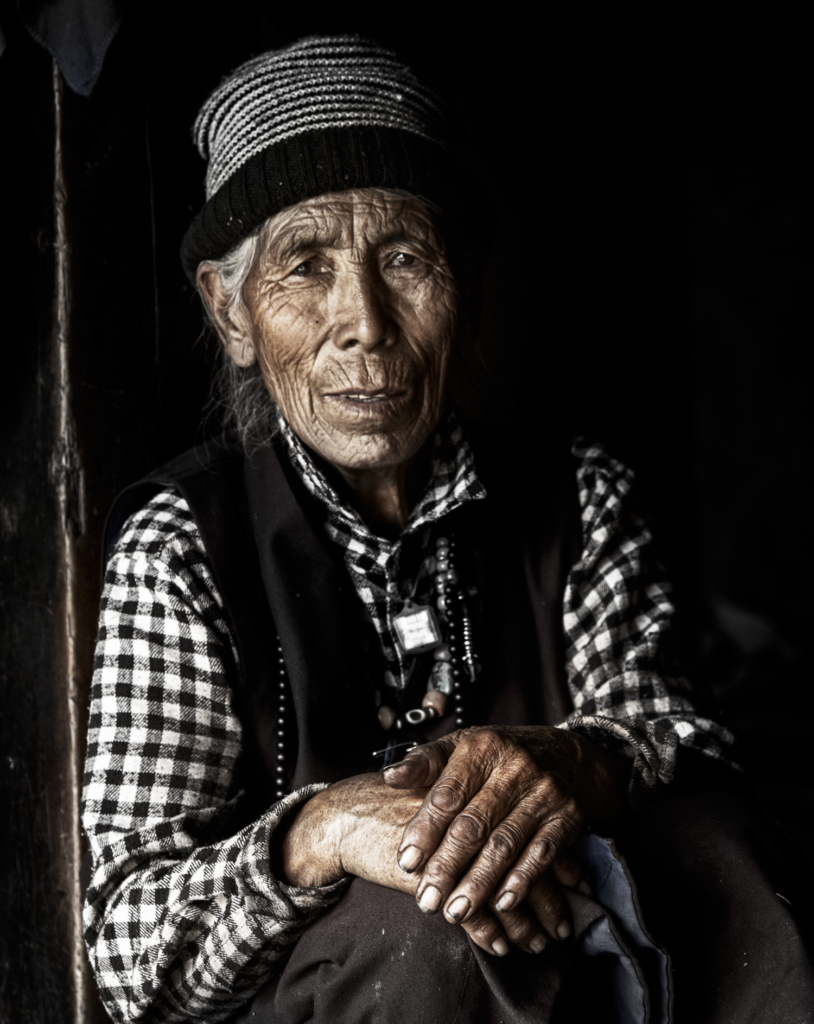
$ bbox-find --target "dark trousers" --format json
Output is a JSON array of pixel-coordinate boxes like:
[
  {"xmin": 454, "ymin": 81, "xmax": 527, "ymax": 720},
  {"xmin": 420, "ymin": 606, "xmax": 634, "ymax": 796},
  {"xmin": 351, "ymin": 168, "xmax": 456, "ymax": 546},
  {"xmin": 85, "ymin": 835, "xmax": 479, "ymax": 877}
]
[{"xmin": 237, "ymin": 793, "xmax": 813, "ymax": 1024}]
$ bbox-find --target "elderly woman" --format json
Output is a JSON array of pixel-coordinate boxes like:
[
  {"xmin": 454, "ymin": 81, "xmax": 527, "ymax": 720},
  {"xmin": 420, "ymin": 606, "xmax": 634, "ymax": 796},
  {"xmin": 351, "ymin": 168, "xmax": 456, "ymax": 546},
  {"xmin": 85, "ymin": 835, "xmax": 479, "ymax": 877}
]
[{"xmin": 81, "ymin": 36, "xmax": 808, "ymax": 1024}]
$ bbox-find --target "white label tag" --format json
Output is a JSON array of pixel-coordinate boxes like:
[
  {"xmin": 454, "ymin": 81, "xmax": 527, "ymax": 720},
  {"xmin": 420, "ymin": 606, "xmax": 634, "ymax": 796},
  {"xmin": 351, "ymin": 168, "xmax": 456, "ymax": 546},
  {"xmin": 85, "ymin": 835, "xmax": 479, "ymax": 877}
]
[{"xmin": 393, "ymin": 603, "xmax": 442, "ymax": 654}]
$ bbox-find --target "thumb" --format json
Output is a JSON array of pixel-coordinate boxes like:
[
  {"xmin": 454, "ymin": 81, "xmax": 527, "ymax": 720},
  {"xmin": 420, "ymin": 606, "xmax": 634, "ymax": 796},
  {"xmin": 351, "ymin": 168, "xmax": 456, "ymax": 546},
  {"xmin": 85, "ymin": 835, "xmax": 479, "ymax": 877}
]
[{"xmin": 382, "ymin": 733, "xmax": 460, "ymax": 789}]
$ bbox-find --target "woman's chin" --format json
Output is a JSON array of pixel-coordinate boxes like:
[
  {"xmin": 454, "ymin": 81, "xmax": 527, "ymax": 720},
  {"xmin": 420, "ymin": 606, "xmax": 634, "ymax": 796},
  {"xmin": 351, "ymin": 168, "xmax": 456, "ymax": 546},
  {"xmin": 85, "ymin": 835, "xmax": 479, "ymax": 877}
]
[
  {"xmin": 305, "ymin": 417, "xmax": 436, "ymax": 475},
  {"xmin": 322, "ymin": 391, "xmax": 414, "ymax": 425}
]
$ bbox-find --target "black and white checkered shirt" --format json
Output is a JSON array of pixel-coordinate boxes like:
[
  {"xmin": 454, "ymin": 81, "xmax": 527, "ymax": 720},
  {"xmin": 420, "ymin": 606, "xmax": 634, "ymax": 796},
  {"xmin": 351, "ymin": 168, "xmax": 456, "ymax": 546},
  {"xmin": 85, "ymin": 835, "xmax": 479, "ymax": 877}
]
[
  {"xmin": 277, "ymin": 412, "xmax": 486, "ymax": 691},
  {"xmin": 82, "ymin": 422, "xmax": 736, "ymax": 1023}
]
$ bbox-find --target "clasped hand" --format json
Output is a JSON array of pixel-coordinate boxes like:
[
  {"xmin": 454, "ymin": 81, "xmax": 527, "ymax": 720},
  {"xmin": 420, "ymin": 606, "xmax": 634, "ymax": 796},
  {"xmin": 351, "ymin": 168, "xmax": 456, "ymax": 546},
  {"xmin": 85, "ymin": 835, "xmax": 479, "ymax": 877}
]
[
  {"xmin": 281, "ymin": 725, "xmax": 625, "ymax": 957},
  {"xmin": 382, "ymin": 725, "xmax": 625, "ymax": 955}
]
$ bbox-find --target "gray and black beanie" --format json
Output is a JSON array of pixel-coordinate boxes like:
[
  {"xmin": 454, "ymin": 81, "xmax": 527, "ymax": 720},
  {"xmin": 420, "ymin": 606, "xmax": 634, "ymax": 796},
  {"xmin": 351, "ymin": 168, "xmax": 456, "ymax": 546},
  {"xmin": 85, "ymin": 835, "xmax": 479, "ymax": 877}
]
[{"xmin": 180, "ymin": 35, "xmax": 488, "ymax": 283}]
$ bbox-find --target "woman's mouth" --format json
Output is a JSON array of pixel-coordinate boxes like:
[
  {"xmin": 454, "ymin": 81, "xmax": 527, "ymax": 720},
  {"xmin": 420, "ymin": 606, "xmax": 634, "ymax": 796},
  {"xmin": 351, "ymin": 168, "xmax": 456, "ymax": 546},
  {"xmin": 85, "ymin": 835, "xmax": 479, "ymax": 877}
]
[
  {"xmin": 340, "ymin": 392, "xmax": 402, "ymax": 403},
  {"xmin": 325, "ymin": 388, "xmax": 409, "ymax": 404},
  {"xmin": 322, "ymin": 388, "xmax": 413, "ymax": 420}
]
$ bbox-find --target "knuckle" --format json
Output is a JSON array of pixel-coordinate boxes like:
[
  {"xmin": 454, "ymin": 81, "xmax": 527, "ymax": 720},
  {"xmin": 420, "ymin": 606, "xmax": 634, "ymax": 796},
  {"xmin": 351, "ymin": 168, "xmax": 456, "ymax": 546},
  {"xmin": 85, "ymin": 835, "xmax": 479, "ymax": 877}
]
[
  {"xmin": 543, "ymin": 822, "xmax": 567, "ymax": 847},
  {"xmin": 419, "ymin": 862, "xmax": 448, "ymax": 887},
  {"xmin": 421, "ymin": 867, "xmax": 452, "ymax": 890},
  {"xmin": 463, "ymin": 909, "xmax": 499, "ymax": 944},
  {"xmin": 506, "ymin": 860, "xmax": 539, "ymax": 889},
  {"xmin": 469, "ymin": 728, "xmax": 503, "ymax": 759},
  {"xmin": 541, "ymin": 814, "xmax": 577, "ymax": 848},
  {"xmin": 535, "ymin": 775, "xmax": 561, "ymax": 803},
  {"xmin": 486, "ymin": 821, "xmax": 524, "ymax": 862},
  {"xmin": 429, "ymin": 780, "xmax": 467, "ymax": 815},
  {"xmin": 525, "ymin": 834, "xmax": 554, "ymax": 867},
  {"xmin": 421, "ymin": 848, "xmax": 464, "ymax": 887},
  {"xmin": 462, "ymin": 862, "xmax": 501, "ymax": 897},
  {"xmin": 488, "ymin": 829, "xmax": 518, "ymax": 862},
  {"xmin": 449, "ymin": 810, "xmax": 490, "ymax": 846},
  {"xmin": 487, "ymin": 771, "xmax": 526, "ymax": 804}
]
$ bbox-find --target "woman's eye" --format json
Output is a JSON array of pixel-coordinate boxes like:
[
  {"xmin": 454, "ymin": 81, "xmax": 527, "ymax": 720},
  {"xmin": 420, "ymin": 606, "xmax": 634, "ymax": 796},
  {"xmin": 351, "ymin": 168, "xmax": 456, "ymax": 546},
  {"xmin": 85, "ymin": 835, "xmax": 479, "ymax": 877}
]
[
  {"xmin": 391, "ymin": 252, "xmax": 417, "ymax": 268},
  {"xmin": 292, "ymin": 260, "xmax": 318, "ymax": 277}
]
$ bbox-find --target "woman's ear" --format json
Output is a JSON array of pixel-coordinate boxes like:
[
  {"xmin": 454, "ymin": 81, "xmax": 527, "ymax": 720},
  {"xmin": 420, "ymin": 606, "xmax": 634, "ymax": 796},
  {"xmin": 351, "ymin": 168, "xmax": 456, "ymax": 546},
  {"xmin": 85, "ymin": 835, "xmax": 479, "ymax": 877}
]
[{"xmin": 197, "ymin": 265, "xmax": 256, "ymax": 368}]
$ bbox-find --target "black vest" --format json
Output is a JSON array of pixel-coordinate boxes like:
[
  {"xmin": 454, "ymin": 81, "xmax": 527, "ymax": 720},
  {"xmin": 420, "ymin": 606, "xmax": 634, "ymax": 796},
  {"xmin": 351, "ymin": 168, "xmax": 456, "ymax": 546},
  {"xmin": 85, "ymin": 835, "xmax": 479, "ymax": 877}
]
[{"xmin": 106, "ymin": 428, "xmax": 582, "ymax": 815}]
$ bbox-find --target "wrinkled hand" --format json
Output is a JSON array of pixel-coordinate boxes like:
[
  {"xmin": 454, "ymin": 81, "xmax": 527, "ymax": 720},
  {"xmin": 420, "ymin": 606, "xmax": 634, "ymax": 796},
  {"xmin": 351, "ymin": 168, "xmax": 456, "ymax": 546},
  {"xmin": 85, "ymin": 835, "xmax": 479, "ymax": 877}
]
[
  {"xmin": 382, "ymin": 726, "xmax": 627, "ymax": 934},
  {"xmin": 280, "ymin": 773, "xmax": 425, "ymax": 893},
  {"xmin": 279, "ymin": 772, "xmax": 588, "ymax": 956}
]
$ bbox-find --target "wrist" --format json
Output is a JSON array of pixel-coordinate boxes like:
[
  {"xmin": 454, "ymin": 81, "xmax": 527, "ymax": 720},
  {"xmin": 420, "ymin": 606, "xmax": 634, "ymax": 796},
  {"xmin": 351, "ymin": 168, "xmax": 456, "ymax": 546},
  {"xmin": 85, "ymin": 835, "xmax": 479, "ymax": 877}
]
[{"xmin": 275, "ymin": 790, "xmax": 345, "ymax": 888}]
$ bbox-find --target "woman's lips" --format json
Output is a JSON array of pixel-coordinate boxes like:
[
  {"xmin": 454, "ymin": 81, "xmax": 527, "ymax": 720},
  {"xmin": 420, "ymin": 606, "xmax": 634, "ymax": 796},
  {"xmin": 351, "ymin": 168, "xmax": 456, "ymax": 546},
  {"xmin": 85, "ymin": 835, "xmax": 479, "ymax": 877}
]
[
  {"xmin": 322, "ymin": 388, "xmax": 413, "ymax": 418},
  {"xmin": 325, "ymin": 388, "xmax": 408, "ymax": 402}
]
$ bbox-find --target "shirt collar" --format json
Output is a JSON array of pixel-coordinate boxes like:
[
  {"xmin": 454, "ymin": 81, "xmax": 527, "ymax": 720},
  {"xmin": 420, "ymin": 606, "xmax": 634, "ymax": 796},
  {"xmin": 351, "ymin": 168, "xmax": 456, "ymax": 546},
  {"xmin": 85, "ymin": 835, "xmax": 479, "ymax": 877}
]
[{"xmin": 276, "ymin": 409, "xmax": 487, "ymax": 539}]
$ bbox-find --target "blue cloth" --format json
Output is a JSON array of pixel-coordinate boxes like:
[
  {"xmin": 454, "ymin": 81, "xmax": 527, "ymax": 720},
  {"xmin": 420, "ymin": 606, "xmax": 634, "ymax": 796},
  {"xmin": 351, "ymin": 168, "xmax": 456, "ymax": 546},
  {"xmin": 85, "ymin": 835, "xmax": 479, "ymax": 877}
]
[
  {"xmin": 575, "ymin": 834, "xmax": 671, "ymax": 1024},
  {"xmin": 17, "ymin": 0, "xmax": 122, "ymax": 96}
]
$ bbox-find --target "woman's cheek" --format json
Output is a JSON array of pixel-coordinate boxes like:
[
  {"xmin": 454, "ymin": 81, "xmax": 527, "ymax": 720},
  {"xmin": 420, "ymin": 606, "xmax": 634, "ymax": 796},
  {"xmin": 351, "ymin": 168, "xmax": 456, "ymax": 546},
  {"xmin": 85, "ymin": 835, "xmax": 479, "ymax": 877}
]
[
  {"xmin": 266, "ymin": 288, "xmax": 323, "ymax": 332},
  {"xmin": 417, "ymin": 279, "xmax": 457, "ymax": 332},
  {"xmin": 255, "ymin": 289, "xmax": 323, "ymax": 367},
  {"xmin": 399, "ymin": 278, "xmax": 455, "ymax": 335},
  {"xmin": 255, "ymin": 328, "xmax": 320, "ymax": 407}
]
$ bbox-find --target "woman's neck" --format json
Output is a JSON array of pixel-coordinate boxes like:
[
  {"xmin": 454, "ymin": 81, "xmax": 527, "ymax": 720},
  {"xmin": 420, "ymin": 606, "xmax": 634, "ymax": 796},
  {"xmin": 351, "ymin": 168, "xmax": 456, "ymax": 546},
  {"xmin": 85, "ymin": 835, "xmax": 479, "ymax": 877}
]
[{"xmin": 326, "ymin": 445, "xmax": 432, "ymax": 539}]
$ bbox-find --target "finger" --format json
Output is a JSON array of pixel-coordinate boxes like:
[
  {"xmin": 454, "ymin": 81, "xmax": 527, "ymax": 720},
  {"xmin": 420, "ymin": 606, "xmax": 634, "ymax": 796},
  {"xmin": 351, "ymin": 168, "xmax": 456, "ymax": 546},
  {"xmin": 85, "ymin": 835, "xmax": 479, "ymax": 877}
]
[
  {"xmin": 425, "ymin": 793, "xmax": 540, "ymax": 922},
  {"xmin": 429, "ymin": 784, "xmax": 578, "ymax": 923},
  {"xmin": 491, "ymin": 902, "xmax": 549, "ymax": 955},
  {"xmin": 551, "ymin": 851, "xmax": 592, "ymax": 896},
  {"xmin": 526, "ymin": 873, "xmax": 573, "ymax": 942},
  {"xmin": 399, "ymin": 734, "xmax": 510, "ymax": 878},
  {"xmin": 458, "ymin": 906, "xmax": 513, "ymax": 958},
  {"xmin": 382, "ymin": 734, "xmax": 459, "ymax": 791},
  {"xmin": 492, "ymin": 812, "xmax": 582, "ymax": 912}
]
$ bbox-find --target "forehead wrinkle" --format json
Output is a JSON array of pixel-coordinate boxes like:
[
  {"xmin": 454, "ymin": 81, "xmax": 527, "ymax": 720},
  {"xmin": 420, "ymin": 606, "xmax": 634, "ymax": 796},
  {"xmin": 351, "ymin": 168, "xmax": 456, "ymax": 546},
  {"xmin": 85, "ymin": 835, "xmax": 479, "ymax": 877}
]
[
  {"xmin": 260, "ymin": 191, "xmax": 442, "ymax": 268},
  {"xmin": 260, "ymin": 198, "xmax": 348, "ymax": 265},
  {"xmin": 267, "ymin": 224, "xmax": 343, "ymax": 266}
]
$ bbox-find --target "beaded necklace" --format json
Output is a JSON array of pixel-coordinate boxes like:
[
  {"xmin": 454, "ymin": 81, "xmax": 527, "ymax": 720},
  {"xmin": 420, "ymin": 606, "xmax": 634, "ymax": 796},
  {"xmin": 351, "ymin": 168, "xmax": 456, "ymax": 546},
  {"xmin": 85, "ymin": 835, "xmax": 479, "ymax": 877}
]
[{"xmin": 273, "ymin": 531, "xmax": 479, "ymax": 797}]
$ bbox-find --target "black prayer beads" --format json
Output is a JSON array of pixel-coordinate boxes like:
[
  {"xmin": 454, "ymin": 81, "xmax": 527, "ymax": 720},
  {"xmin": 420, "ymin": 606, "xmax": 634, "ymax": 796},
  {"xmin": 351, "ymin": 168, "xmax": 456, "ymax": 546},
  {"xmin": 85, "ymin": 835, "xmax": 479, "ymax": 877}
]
[{"xmin": 275, "ymin": 639, "xmax": 288, "ymax": 799}]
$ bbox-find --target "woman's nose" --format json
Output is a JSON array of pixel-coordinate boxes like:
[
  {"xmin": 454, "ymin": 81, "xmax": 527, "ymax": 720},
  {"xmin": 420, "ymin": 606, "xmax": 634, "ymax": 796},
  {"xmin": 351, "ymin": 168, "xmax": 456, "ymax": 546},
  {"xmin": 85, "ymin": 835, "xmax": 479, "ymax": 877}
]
[{"xmin": 331, "ymin": 264, "xmax": 395, "ymax": 351}]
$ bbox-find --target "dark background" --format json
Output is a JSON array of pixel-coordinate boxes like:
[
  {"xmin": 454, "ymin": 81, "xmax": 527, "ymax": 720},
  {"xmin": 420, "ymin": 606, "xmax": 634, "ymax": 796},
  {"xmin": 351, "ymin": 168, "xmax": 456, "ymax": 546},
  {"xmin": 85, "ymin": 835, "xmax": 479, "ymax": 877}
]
[{"xmin": 1, "ymin": 4, "xmax": 811, "ymax": 1021}]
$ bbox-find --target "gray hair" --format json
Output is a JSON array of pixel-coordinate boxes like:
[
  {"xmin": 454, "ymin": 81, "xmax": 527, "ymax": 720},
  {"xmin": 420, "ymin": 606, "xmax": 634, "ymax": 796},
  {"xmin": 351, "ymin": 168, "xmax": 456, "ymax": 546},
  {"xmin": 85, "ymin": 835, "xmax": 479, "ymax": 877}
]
[
  {"xmin": 199, "ymin": 217, "xmax": 280, "ymax": 452},
  {"xmin": 198, "ymin": 187, "xmax": 475, "ymax": 451}
]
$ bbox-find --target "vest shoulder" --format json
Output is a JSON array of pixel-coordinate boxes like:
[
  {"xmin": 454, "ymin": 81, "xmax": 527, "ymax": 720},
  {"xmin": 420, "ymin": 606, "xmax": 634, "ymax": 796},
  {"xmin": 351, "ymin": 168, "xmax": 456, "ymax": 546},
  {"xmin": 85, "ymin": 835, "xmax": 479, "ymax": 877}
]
[
  {"xmin": 104, "ymin": 434, "xmax": 246, "ymax": 573},
  {"xmin": 142, "ymin": 433, "xmax": 246, "ymax": 487}
]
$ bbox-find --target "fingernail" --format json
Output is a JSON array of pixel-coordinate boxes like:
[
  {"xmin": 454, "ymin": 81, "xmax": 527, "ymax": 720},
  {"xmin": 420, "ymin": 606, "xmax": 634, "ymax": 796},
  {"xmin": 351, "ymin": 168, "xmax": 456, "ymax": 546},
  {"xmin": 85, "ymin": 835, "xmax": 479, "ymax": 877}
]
[
  {"xmin": 495, "ymin": 891, "xmax": 517, "ymax": 913},
  {"xmin": 447, "ymin": 895, "xmax": 471, "ymax": 922},
  {"xmin": 492, "ymin": 937, "xmax": 510, "ymax": 957},
  {"xmin": 577, "ymin": 880, "xmax": 593, "ymax": 897},
  {"xmin": 398, "ymin": 846, "xmax": 422, "ymax": 872},
  {"xmin": 530, "ymin": 933, "xmax": 547, "ymax": 954},
  {"xmin": 556, "ymin": 920, "xmax": 572, "ymax": 940},
  {"xmin": 383, "ymin": 761, "xmax": 408, "ymax": 775},
  {"xmin": 418, "ymin": 886, "xmax": 443, "ymax": 914}
]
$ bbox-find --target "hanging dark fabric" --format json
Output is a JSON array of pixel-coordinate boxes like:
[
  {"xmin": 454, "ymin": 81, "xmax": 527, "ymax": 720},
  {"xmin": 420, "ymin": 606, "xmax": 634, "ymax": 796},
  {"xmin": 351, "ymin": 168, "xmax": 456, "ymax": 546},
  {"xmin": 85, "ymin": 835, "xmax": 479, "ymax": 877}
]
[{"xmin": 17, "ymin": 0, "xmax": 122, "ymax": 95}]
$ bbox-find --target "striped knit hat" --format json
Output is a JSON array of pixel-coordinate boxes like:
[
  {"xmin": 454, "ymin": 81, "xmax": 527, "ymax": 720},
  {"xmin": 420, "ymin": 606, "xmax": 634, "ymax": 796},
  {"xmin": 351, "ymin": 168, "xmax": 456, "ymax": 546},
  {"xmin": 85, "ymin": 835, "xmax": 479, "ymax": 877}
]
[{"xmin": 181, "ymin": 35, "xmax": 483, "ymax": 282}]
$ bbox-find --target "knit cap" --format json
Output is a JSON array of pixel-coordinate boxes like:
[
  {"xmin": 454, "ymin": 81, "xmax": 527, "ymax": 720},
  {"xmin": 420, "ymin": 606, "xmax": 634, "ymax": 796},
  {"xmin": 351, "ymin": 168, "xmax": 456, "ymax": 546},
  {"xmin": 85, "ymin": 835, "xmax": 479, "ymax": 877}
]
[{"xmin": 181, "ymin": 35, "xmax": 484, "ymax": 282}]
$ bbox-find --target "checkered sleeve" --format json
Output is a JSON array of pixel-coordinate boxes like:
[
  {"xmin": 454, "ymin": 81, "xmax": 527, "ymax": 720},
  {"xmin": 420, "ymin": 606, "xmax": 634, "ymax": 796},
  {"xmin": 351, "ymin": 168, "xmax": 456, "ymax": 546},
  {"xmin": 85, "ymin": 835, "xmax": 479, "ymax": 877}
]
[
  {"xmin": 81, "ymin": 491, "xmax": 348, "ymax": 1024},
  {"xmin": 560, "ymin": 441, "xmax": 739, "ymax": 806}
]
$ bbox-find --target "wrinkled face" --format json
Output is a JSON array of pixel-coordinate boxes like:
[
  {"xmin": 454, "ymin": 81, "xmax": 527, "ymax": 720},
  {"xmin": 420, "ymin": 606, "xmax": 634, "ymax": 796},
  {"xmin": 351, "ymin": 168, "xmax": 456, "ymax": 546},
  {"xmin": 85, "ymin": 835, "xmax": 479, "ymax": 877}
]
[{"xmin": 239, "ymin": 190, "xmax": 458, "ymax": 473}]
